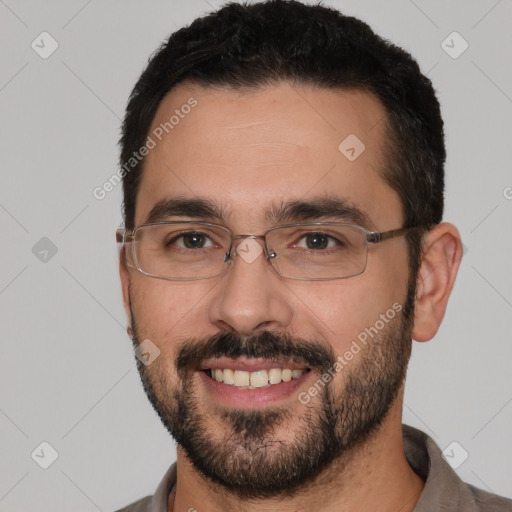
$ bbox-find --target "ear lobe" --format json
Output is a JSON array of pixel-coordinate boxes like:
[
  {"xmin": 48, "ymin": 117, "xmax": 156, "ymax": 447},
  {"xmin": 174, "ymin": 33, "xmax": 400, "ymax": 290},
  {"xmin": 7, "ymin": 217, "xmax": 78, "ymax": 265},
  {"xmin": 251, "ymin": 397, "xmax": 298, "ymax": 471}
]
[{"xmin": 411, "ymin": 223, "xmax": 463, "ymax": 342}]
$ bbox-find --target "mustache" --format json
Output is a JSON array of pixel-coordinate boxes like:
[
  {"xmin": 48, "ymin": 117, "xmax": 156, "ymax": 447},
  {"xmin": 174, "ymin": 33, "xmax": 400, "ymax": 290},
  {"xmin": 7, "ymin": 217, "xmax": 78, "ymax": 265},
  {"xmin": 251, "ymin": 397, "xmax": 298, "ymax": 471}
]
[{"xmin": 175, "ymin": 330, "xmax": 336, "ymax": 376}]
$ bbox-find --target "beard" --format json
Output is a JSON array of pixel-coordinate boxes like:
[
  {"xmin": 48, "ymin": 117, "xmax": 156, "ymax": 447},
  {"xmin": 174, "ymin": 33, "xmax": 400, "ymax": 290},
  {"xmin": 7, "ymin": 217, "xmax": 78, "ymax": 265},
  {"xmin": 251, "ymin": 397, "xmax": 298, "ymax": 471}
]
[{"xmin": 129, "ymin": 286, "xmax": 416, "ymax": 500}]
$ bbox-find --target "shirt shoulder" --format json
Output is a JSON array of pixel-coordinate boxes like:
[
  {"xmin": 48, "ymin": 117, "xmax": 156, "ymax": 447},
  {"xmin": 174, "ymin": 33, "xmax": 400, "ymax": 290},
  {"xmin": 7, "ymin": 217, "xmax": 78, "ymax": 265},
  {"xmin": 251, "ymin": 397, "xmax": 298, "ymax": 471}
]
[
  {"xmin": 114, "ymin": 495, "xmax": 152, "ymax": 512},
  {"xmin": 402, "ymin": 424, "xmax": 512, "ymax": 512},
  {"xmin": 466, "ymin": 483, "xmax": 512, "ymax": 511}
]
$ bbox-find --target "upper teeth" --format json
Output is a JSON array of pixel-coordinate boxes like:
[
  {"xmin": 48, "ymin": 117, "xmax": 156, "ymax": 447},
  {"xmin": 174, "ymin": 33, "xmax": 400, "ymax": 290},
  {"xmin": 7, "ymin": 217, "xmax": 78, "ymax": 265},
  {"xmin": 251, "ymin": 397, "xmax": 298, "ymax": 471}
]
[{"xmin": 210, "ymin": 368, "xmax": 305, "ymax": 388}]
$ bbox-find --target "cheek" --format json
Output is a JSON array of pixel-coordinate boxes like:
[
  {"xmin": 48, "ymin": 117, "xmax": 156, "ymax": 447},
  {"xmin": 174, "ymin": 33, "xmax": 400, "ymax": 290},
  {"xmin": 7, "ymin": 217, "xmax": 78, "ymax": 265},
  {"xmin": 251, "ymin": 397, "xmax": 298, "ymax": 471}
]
[
  {"xmin": 129, "ymin": 276, "xmax": 213, "ymax": 346},
  {"xmin": 295, "ymin": 252, "xmax": 408, "ymax": 354},
  {"xmin": 347, "ymin": 246, "xmax": 409, "ymax": 334}
]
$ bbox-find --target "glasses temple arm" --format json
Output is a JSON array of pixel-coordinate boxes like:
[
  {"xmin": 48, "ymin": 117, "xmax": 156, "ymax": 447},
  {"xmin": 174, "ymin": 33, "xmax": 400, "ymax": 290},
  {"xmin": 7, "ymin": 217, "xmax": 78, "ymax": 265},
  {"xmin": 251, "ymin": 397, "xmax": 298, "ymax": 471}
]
[{"xmin": 367, "ymin": 227, "xmax": 421, "ymax": 244}]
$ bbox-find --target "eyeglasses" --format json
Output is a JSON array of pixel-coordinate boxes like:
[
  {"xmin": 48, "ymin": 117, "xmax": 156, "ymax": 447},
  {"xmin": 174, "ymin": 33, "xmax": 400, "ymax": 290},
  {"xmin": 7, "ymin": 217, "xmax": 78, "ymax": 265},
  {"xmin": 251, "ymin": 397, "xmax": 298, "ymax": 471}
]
[{"xmin": 116, "ymin": 221, "xmax": 419, "ymax": 281}]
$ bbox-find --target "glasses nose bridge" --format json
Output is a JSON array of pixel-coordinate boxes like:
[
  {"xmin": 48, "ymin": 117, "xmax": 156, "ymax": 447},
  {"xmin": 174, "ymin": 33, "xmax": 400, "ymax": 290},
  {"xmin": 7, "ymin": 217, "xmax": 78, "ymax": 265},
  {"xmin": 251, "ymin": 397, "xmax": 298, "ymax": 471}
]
[
  {"xmin": 226, "ymin": 233, "xmax": 273, "ymax": 263},
  {"xmin": 232, "ymin": 234, "xmax": 265, "ymax": 241}
]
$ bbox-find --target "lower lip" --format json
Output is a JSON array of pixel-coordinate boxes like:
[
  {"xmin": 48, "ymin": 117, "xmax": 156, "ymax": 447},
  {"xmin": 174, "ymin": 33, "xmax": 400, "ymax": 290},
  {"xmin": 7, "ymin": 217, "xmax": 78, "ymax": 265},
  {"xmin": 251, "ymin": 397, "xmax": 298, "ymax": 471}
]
[{"xmin": 198, "ymin": 370, "xmax": 312, "ymax": 408}]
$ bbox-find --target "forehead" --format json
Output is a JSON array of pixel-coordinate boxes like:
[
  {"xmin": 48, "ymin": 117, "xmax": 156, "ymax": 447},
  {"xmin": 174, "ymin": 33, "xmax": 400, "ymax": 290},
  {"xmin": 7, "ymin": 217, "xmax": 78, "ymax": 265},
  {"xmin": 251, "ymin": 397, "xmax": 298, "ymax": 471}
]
[{"xmin": 135, "ymin": 82, "xmax": 402, "ymax": 230}]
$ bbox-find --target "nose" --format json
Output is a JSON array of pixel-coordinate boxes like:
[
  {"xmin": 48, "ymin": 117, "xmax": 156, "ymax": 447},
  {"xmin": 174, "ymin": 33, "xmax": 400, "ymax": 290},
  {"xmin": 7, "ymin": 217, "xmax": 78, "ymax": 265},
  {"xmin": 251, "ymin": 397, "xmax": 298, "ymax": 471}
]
[{"xmin": 208, "ymin": 236, "xmax": 293, "ymax": 336}]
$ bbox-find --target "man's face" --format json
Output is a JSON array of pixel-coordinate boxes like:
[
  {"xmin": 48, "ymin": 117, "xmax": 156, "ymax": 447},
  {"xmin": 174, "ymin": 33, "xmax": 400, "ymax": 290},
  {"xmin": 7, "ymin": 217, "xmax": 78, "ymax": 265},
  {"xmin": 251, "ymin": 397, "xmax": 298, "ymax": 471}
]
[{"xmin": 121, "ymin": 83, "xmax": 415, "ymax": 498}]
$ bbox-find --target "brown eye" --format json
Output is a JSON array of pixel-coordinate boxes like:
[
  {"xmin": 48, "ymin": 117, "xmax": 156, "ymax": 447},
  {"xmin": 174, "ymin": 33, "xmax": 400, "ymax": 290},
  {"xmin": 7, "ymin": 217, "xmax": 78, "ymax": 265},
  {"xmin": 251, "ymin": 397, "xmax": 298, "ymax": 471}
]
[{"xmin": 167, "ymin": 232, "xmax": 213, "ymax": 249}]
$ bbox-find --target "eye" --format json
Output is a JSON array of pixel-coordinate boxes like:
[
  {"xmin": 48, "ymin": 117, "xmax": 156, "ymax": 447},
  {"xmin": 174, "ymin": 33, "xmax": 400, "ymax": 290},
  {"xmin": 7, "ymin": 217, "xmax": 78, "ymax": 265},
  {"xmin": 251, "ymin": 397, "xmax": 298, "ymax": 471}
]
[
  {"xmin": 167, "ymin": 231, "xmax": 215, "ymax": 249},
  {"xmin": 294, "ymin": 232, "xmax": 345, "ymax": 250}
]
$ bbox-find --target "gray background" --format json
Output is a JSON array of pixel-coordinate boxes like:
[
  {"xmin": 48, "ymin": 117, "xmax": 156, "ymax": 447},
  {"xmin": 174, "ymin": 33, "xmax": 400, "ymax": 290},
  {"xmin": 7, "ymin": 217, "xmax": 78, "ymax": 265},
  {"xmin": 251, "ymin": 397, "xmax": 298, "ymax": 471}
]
[{"xmin": 0, "ymin": 0, "xmax": 511, "ymax": 510}]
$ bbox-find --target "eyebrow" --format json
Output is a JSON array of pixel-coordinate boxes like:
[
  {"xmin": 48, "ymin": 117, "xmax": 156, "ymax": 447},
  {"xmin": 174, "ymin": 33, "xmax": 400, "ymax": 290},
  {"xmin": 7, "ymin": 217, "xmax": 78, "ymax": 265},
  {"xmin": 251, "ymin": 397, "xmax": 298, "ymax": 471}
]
[{"xmin": 144, "ymin": 195, "xmax": 377, "ymax": 231}]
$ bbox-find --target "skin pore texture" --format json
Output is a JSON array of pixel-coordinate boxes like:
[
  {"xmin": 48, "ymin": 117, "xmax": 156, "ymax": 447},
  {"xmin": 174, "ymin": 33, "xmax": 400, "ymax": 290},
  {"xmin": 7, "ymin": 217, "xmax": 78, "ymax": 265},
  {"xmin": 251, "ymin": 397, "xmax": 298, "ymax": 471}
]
[{"xmin": 120, "ymin": 82, "xmax": 463, "ymax": 512}]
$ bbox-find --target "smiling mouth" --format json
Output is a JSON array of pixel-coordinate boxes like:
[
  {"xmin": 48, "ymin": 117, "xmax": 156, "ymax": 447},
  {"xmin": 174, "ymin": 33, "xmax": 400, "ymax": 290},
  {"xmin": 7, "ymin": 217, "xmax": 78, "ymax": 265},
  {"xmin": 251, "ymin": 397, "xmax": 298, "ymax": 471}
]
[{"xmin": 204, "ymin": 368, "xmax": 310, "ymax": 389}]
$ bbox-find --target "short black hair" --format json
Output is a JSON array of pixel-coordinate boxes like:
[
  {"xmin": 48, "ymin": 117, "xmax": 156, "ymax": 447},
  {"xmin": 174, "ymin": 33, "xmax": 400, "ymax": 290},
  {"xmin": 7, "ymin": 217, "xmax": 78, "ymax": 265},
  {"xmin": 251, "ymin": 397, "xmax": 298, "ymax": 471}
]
[{"xmin": 120, "ymin": 0, "xmax": 446, "ymax": 313}]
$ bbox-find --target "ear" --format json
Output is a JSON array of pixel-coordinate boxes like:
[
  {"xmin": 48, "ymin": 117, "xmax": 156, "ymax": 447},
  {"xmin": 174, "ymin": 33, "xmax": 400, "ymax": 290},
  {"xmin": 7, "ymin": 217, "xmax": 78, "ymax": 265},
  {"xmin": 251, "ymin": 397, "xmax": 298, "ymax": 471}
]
[
  {"xmin": 118, "ymin": 243, "xmax": 133, "ymax": 328},
  {"xmin": 412, "ymin": 222, "xmax": 463, "ymax": 342}
]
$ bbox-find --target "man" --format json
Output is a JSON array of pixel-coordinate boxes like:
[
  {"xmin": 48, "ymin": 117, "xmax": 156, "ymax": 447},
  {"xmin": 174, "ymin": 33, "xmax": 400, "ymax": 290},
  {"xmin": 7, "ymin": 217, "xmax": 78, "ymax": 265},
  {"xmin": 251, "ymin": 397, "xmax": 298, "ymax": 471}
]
[{"xmin": 114, "ymin": 1, "xmax": 511, "ymax": 511}]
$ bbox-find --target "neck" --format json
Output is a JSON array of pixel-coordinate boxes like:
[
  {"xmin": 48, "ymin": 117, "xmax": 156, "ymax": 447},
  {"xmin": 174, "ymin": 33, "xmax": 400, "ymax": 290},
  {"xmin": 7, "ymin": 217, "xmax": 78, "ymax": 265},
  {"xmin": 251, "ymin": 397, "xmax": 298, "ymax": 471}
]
[{"xmin": 169, "ymin": 398, "xmax": 424, "ymax": 512}]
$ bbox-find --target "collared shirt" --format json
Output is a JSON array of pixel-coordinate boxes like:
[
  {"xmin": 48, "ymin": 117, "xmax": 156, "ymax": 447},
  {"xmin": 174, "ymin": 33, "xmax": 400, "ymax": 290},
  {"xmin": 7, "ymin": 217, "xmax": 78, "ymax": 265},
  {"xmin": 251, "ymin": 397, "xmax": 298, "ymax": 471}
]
[{"xmin": 114, "ymin": 424, "xmax": 512, "ymax": 512}]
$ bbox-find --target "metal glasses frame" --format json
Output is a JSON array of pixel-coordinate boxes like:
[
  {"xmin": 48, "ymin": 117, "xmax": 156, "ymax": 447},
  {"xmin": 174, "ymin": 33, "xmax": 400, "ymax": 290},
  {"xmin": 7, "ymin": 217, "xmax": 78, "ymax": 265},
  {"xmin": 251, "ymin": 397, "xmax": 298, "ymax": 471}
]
[{"xmin": 116, "ymin": 221, "xmax": 420, "ymax": 281}]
